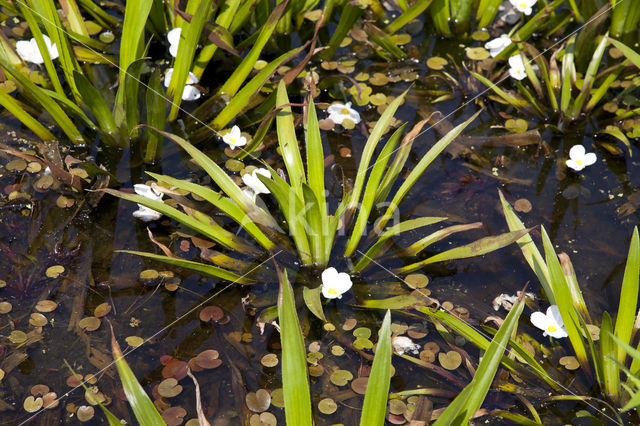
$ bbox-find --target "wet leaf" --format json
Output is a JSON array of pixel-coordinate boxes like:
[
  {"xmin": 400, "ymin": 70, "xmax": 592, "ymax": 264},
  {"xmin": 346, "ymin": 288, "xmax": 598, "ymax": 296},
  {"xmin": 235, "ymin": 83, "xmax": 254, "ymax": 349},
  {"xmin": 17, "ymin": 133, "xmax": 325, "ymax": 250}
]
[
  {"xmin": 505, "ymin": 118, "xmax": 528, "ymax": 133},
  {"xmin": 318, "ymin": 398, "xmax": 337, "ymax": 414},
  {"xmin": 0, "ymin": 301, "xmax": 13, "ymax": 314},
  {"xmin": 471, "ymin": 31, "xmax": 490, "ymax": 41},
  {"xmin": 35, "ymin": 300, "xmax": 57, "ymax": 312},
  {"xmin": 56, "ymin": 195, "xmax": 75, "ymax": 208},
  {"xmin": 0, "ymin": 368, "xmax": 4, "ymax": 381},
  {"xmin": 162, "ymin": 358, "xmax": 189, "ymax": 380},
  {"xmin": 426, "ymin": 56, "xmax": 447, "ymax": 70},
  {"xmin": 405, "ymin": 273, "xmax": 429, "ymax": 289},
  {"xmin": 559, "ymin": 356, "xmax": 580, "ymax": 370},
  {"xmin": 343, "ymin": 318, "xmax": 357, "ymax": 331},
  {"xmin": 45, "ymin": 265, "xmax": 65, "ymax": 278},
  {"xmin": 125, "ymin": 336, "xmax": 144, "ymax": 347},
  {"xmin": 389, "ymin": 399, "xmax": 407, "ymax": 415},
  {"xmin": 407, "ymin": 323, "xmax": 429, "ymax": 339},
  {"xmin": 260, "ymin": 353, "xmax": 278, "ymax": 368},
  {"xmin": 330, "ymin": 369, "xmax": 353, "ymax": 386},
  {"xmin": 31, "ymin": 384, "xmax": 49, "ymax": 396},
  {"xmin": 78, "ymin": 317, "xmax": 101, "ymax": 332},
  {"xmin": 24, "ymin": 396, "xmax": 43, "ymax": 412},
  {"xmin": 369, "ymin": 73, "xmax": 389, "ymax": 86},
  {"xmin": 94, "ymin": 303, "xmax": 112, "ymax": 318},
  {"xmin": 331, "ymin": 345, "xmax": 345, "ymax": 356},
  {"xmin": 27, "ymin": 162, "xmax": 42, "ymax": 173},
  {"xmin": 9, "ymin": 330, "xmax": 27, "ymax": 343},
  {"xmin": 514, "ymin": 199, "xmax": 532, "ymax": 213},
  {"xmin": 353, "ymin": 327, "xmax": 372, "ymax": 338},
  {"xmin": 76, "ymin": 405, "xmax": 95, "ymax": 422},
  {"xmin": 270, "ymin": 388, "xmax": 284, "ymax": 408},
  {"xmin": 354, "ymin": 338, "xmax": 373, "ymax": 350},
  {"xmin": 249, "ymin": 412, "xmax": 277, "ymax": 425},
  {"xmin": 29, "ymin": 313, "xmax": 48, "ymax": 327},
  {"xmin": 199, "ymin": 305, "xmax": 224, "ymax": 322},
  {"xmin": 158, "ymin": 378, "xmax": 183, "ymax": 398},
  {"xmin": 438, "ymin": 350, "xmax": 462, "ymax": 370},
  {"xmin": 161, "ymin": 406, "xmax": 187, "ymax": 426},
  {"xmin": 351, "ymin": 377, "xmax": 369, "ymax": 394},
  {"xmin": 6, "ymin": 159, "xmax": 27, "ymax": 171},
  {"xmin": 466, "ymin": 47, "xmax": 490, "ymax": 60},
  {"xmin": 193, "ymin": 350, "xmax": 222, "ymax": 369},
  {"xmin": 43, "ymin": 392, "xmax": 58, "ymax": 408},
  {"xmin": 246, "ymin": 389, "xmax": 271, "ymax": 412}
]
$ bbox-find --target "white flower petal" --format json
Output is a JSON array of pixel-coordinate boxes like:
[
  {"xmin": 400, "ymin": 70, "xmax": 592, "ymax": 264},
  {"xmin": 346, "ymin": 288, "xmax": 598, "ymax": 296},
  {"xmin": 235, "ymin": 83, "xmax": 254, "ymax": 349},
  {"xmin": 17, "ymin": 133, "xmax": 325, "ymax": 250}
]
[
  {"xmin": 566, "ymin": 159, "xmax": 583, "ymax": 171},
  {"xmin": 242, "ymin": 168, "xmax": 271, "ymax": 195},
  {"xmin": 326, "ymin": 102, "xmax": 360, "ymax": 125},
  {"xmin": 508, "ymin": 54, "xmax": 525, "ymax": 71},
  {"xmin": 321, "ymin": 267, "xmax": 352, "ymax": 299},
  {"xmin": 133, "ymin": 206, "xmax": 163, "ymax": 222},
  {"xmin": 530, "ymin": 311, "xmax": 549, "ymax": 331},
  {"xmin": 134, "ymin": 184, "xmax": 163, "ymax": 201},
  {"xmin": 167, "ymin": 28, "xmax": 182, "ymax": 46},
  {"xmin": 583, "ymin": 152, "xmax": 597, "ymax": 166},
  {"xmin": 547, "ymin": 305, "xmax": 564, "ymax": 328},
  {"xmin": 222, "ymin": 125, "xmax": 247, "ymax": 148},
  {"xmin": 569, "ymin": 144, "xmax": 586, "ymax": 159},
  {"xmin": 181, "ymin": 85, "xmax": 201, "ymax": 101}
]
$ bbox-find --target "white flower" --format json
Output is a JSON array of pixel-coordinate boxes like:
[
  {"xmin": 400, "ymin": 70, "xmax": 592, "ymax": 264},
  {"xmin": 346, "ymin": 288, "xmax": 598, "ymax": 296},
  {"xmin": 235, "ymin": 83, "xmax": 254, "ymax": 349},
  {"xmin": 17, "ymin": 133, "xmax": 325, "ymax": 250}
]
[
  {"xmin": 498, "ymin": 1, "xmax": 521, "ymax": 24},
  {"xmin": 530, "ymin": 305, "xmax": 568, "ymax": 339},
  {"xmin": 321, "ymin": 267, "xmax": 352, "ymax": 299},
  {"xmin": 485, "ymin": 34, "xmax": 512, "ymax": 57},
  {"xmin": 163, "ymin": 68, "xmax": 201, "ymax": 101},
  {"xmin": 566, "ymin": 145, "xmax": 596, "ymax": 171},
  {"xmin": 167, "ymin": 28, "xmax": 181, "ymax": 58},
  {"xmin": 509, "ymin": 0, "xmax": 536, "ymax": 15},
  {"xmin": 392, "ymin": 336, "xmax": 420, "ymax": 355},
  {"xmin": 222, "ymin": 125, "xmax": 247, "ymax": 149},
  {"xmin": 327, "ymin": 102, "xmax": 361, "ymax": 125},
  {"xmin": 508, "ymin": 54, "xmax": 527, "ymax": 80},
  {"xmin": 132, "ymin": 184, "xmax": 163, "ymax": 222},
  {"xmin": 242, "ymin": 168, "xmax": 271, "ymax": 195},
  {"xmin": 16, "ymin": 34, "xmax": 58, "ymax": 64}
]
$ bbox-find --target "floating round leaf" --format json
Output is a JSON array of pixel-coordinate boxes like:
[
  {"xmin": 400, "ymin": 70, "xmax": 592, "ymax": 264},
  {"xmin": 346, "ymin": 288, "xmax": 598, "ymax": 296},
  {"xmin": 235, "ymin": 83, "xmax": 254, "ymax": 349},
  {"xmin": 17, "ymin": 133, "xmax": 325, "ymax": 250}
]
[
  {"xmin": 199, "ymin": 305, "xmax": 224, "ymax": 322},
  {"xmin": 331, "ymin": 345, "xmax": 345, "ymax": 356},
  {"xmin": 343, "ymin": 318, "xmax": 357, "ymax": 331},
  {"xmin": 514, "ymin": 198, "xmax": 532, "ymax": 213},
  {"xmin": 390, "ymin": 323, "xmax": 409, "ymax": 335},
  {"xmin": 465, "ymin": 47, "xmax": 490, "ymax": 60},
  {"xmin": 471, "ymin": 31, "xmax": 490, "ymax": 41},
  {"xmin": 442, "ymin": 301, "xmax": 454, "ymax": 311},
  {"xmin": 158, "ymin": 378, "xmax": 183, "ymax": 398},
  {"xmin": 585, "ymin": 324, "xmax": 600, "ymax": 341},
  {"xmin": 29, "ymin": 313, "xmax": 47, "ymax": 327},
  {"xmin": 323, "ymin": 322, "xmax": 336, "ymax": 332},
  {"xmin": 330, "ymin": 369, "xmax": 353, "ymax": 386},
  {"xmin": 31, "ymin": 384, "xmax": 49, "ymax": 396},
  {"xmin": 388, "ymin": 399, "xmax": 407, "ymax": 415},
  {"xmin": 405, "ymin": 273, "xmax": 429, "ymax": 289},
  {"xmin": 84, "ymin": 374, "xmax": 98, "ymax": 384},
  {"xmin": 505, "ymin": 118, "xmax": 528, "ymax": 133},
  {"xmin": 193, "ymin": 349, "xmax": 222, "ymax": 369},
  {"xmin": 84, "ymin": 387, "xmax": 106, "ymax": 405},
  {"xmin": 439, "ymin": 351, "xmax": 462, "ymax": 370},
  {"xmin": 163, "ymin": 359, "xmax": 189, "ymax": 380},
  {"xmin": 26, "ymin": 162, "xmax": 41, "ymax": 173},
  {"xmin": 9, "ymin": 330, "xmax": 27, "ymax": 343},
  {"xmin": 246, "ymin": 389, "xmax": 271, "ymax": 412},
  {"xmin": 45, "ymin": 265, "xmax": 65, "ymax": 278},
  {"xmin": 76, "ymin": 405, "xmax": 95, "ymax": 422},
  {"xmin": 307, "ymin": 352, "xmax": 324, "ymax": 365},
  {"xmin": 559, "ymin": 356, "xmax": 580, "ymax": 370},
  {"xmin": 35, "ymin": 300, "xmax": 57, "ymax": 312},
  {"xmin": 6, "ymin": 159, "xmax": 27, "ymax": 172},
  {"xmin": 0, "ymin": 301, "xmax": 13, "ymax": 314},
  {"xmin": 43, "ymin": 392, "xmax": 58, "ymax": 409},
  {"xmin": 125, "ymin": 336, "xmax": 144, "ymax": 347},
  {"xmin": 185, "ymin": 419, "xmax": 201, "ymax": 426},
  {"xmin": 419, "ymin": 349, "xmax": 435, "ymax": 363},
  {"xmin": 452, "ymin": 307, "xmax": 470, "ymax": 320},
  {"xmin": 309, "ymin": 341, "xmax": 321, "ymax": 352},
  {"xmin": 249, "ymin": 412, "xmax": 277, "ymax": 426},
  {"xmin": 318, "ymin": 398, "xmax": 338, "ymax": 415},
  {"xmin": 426, "ymin": 57, "xmax": 447, "ymax": 70},
  {"xmin": 270, "ymin": 388, "xmax": 284, "ymax": 408},
  {"xmin": 353, "ymin": 338, "xmax": 373, "ymax": 350},
  {"xmin": 260, "ymin": 353, "xmax": 278, "ymax": 368},
  {"xmin": 162, "ymin": 406, "xmax": 187, "ymax": 426},
  {"xmin": 309, "ymin": 365, "xmax": 324, "ymax": 377},
  {"xmin": 353, "ymin": 327, "xmax": 371, "ymax": 339},
  {"xmin": 369, "ymin": 73, "xmax": 389, "ymax": 86},
  {"xmin": 139, "ymin": 269, "xmax": 159, "ymax": 280},
  {"xmin": 24, "ymin": 396, "xmax": 43, "ymax": 413},
  {"xmin": 67, "ymin": 374, "xmax": 83, "ymax": 387},
  {"xmin": 94, "ymin": 303, "xmax": 112, "ymax": 318},
  {"xmin": 78, "ymin": 316, "xmax": 101, "ymax": 332},
  {"xmin": 351, "ymin": 377, "xmax": 368, "ymax": 395},
  {"xmin": 388, "ymin": 413, "xmax": 406, "ymax": 424},
  {"xmin": 370, "ymin": 93, "xmax": 387, "ymax": 106},
  {"xmin": 56, "ymin": 195, "xmax": 75, "ymax": 208}
]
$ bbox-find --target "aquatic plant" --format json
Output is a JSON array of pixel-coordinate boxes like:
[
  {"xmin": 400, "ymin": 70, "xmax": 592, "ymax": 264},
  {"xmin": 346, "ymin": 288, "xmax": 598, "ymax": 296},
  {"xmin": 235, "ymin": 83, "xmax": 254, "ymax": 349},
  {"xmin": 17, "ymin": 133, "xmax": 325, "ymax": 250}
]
[{"xmin": 278, "ymin": 268, "xmax": 392, "ymax": 425}]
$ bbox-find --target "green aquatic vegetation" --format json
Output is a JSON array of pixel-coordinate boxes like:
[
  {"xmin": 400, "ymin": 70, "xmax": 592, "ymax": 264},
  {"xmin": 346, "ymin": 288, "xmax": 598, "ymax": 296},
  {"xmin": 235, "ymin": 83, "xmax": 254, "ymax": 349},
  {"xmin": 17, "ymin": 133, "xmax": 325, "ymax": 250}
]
[
  {"xmin": 278, "ymin": 267, "xmax": 392, "ymax": 425},
  {"xmin": 499, "ymin": 190, "xmax": 640, "ymax": 413}
]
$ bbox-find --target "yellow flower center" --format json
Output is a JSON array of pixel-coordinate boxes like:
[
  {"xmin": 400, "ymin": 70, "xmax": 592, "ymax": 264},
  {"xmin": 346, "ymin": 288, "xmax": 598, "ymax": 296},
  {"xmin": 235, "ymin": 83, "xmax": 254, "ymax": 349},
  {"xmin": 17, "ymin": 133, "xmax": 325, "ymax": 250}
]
[
  {"xmin": 547, "ymin": 325, "xmax": 558, "ymax": 333},
  {"xmin": 328, "ymin": 288, "xmax": 338, "ymax": 295},
  {"xmin": 341, "ymin": 108, "xmax": 350, "ymax": 115},
  {"xmin": 519, "ymin": 2, "xmax": 527, "ymax": 8},
  {"xmin": 576, "ymin": 159, "xmax": 583, "ymax": 166}
]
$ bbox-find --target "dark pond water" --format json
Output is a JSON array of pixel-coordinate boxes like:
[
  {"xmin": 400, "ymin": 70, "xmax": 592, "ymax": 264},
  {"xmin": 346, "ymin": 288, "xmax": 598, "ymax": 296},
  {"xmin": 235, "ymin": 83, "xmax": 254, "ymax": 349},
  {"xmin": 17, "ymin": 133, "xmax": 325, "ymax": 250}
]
[{"xmin": 0, "ymin": 8, "xmax": 639, "ymax": 426}]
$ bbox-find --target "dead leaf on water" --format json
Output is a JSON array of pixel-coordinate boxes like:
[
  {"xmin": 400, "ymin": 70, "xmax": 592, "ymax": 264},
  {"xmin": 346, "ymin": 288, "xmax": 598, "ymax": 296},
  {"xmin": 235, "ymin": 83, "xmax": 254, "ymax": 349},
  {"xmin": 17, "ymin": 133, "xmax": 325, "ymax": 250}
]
[
  {"xmin": 0, "ymin": 301, "xmax": 12, "ymax": 314},
  {"xmin": 29, "ymin": 313, "xmax": 47, "ymax": 327},
  {"xmin": 246, "ymin": 388, "xmax": 271, "ymax": 412},
  {"xmin": 158, "ymin": 378, "xmax": 183, "ymax": 398},
  {"xmin": 76, "ymin": 405, "xmax": 95, "ymax": 422},
  {"xmin": 78, "ymin": 317, "xmax": 101, "ymax": 332},
  {"xmin": 162, "ymin": 406, "xmax": 187, "ymax": 426},
  {"xmin": 45, "ymin": 265, "xmax": 65, "ymax": 278},
  {"xmin": 23, "ymin": 396, "xmax": 43, "ymax": 413},
  {"xmin": 439, "ymin": 351, "xmax": 462, "ymax": 370},
  {"xmin": 94, "ymin": 303, "xmax": 112, "ymax": 318},
  {"xmin": 35, "ymin": 300, "xmax": 57, "ymax": 312}
]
